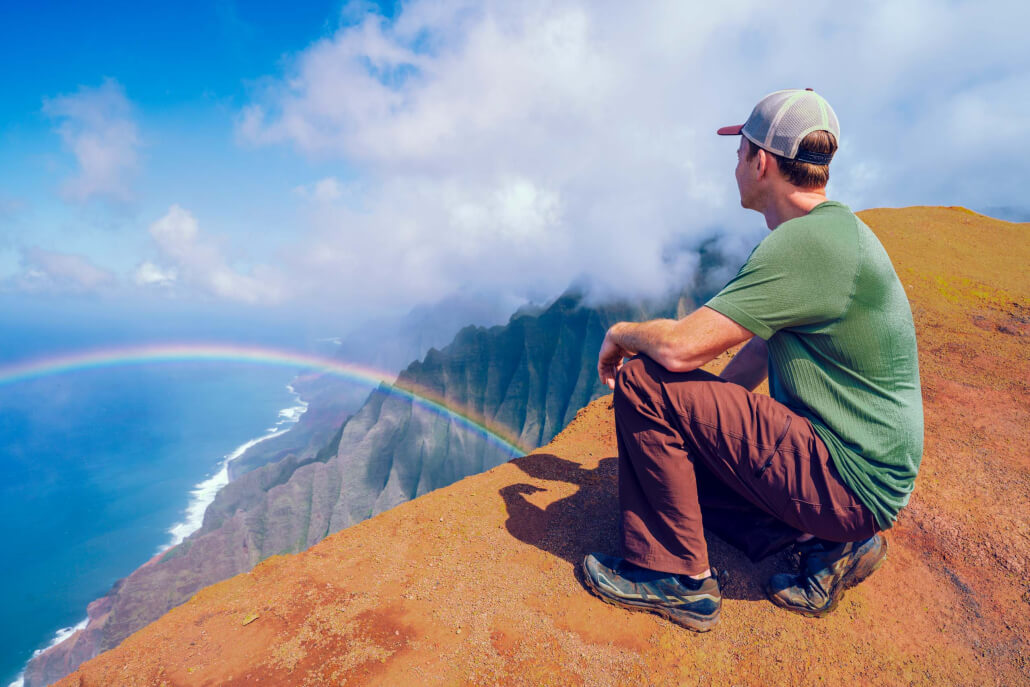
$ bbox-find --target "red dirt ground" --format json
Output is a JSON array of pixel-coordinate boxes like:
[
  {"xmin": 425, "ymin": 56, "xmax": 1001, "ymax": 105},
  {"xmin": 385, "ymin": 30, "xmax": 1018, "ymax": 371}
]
[{"xmin": 58, "ymin": 207, "xmax": 1028, "ymax": 686}]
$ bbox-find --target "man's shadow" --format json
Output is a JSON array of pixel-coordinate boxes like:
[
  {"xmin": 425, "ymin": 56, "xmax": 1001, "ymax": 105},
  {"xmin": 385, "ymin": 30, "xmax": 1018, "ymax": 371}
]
[
  {"xmin": 500, "ymin": 453, "xmax": 787, "ymax": 601},
  {"xmin": 500, "ymin": 454, "xmax": 620, "ymax": 565}
]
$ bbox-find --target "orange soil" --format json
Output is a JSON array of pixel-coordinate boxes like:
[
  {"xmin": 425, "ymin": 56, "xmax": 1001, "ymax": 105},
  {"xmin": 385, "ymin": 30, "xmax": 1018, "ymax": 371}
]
[{"xmin": 59, "ymin": 207, "xmax": 1028, "ymax": 686}]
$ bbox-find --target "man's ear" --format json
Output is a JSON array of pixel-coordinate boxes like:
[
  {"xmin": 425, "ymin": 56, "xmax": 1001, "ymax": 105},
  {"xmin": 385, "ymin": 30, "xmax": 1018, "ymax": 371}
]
[{"xmin": 755, "ymin": 148, "xmax": 769, "ymax": 180}]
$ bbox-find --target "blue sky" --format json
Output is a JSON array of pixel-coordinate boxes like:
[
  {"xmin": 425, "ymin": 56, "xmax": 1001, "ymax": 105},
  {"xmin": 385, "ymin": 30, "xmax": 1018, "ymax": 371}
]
[
  {"xmin": 1, "ymin": 0, "xmax": 1028, "ymax": 323},
  {"xmin": 0, "ymin": 1, "xmax": 357, "ymax": 284}
]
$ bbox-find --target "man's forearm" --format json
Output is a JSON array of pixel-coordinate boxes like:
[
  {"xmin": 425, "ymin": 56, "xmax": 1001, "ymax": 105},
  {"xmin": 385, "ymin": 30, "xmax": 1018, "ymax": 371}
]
[
  {"xmin": 719, "ymin": 336, "xmax": 768, "ymax": 390},
  {"xmin": 608, "ymin": 319, "xmax": 679, "ymax": 360},
  {"xmin": 605, "ymin": 307, "xmax": 755, "ymax": 375}
]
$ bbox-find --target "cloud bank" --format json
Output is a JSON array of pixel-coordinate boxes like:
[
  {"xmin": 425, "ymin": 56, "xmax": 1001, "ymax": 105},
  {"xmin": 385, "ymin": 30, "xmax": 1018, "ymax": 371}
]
[
  {"xmin": 12, "ymin": 247, "xmax": 116, "ymax": 293},
  {"xmin": 234, "ymin": 0, "xmax": 1030, "ymax": 313},
  {"xmin": 140, "ymin": 205, "xmax": 288, "ymax": 304},
  {"xmin": 43, "ymin": 79, "xmax": 141, "ymax": 204}
]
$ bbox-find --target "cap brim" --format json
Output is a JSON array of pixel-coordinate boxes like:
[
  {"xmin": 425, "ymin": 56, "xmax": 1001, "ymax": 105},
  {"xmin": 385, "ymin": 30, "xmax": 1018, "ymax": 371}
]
[{"xmin": 717, "ymin": 124, "xmax": 744, "ymax": 136}]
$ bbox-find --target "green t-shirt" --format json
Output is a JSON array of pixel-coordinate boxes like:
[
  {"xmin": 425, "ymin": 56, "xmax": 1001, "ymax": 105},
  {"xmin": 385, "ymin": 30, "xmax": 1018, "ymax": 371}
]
[{"xmin": 706, "ymin": 201, "xmax": 923, "ymax": 529}]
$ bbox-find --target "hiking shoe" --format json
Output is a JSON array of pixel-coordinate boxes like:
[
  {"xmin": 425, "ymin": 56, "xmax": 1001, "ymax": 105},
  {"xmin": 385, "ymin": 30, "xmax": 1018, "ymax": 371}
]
[
  {"xmin": 766, "ymin": 534, "xmax": 887, "ymax": 617},
  {"xmin": 581, "ymin": 553, "xmax": 723, "ymax": 632}
]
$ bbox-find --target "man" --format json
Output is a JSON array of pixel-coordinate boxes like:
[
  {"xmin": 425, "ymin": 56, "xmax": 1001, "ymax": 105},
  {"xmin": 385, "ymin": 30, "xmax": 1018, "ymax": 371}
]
[{"xmin": 582, "ymin": 89, "xmax": 923, "ymax": 632}]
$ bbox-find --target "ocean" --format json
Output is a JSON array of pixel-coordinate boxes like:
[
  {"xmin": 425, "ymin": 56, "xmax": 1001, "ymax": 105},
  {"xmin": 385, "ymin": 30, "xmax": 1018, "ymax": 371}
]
[{"xmin": 0, "ymin": 300, "xmax": 318, "ymax": 687}]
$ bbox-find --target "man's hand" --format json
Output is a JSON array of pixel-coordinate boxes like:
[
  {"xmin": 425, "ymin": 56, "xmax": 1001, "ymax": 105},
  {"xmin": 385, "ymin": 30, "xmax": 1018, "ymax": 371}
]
[{"xmin": 598, "ymin": 325, "xmax": 634, "ymax": 390}]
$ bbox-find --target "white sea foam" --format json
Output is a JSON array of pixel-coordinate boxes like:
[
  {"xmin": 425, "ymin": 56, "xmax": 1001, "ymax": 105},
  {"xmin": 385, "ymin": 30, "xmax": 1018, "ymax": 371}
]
[
  {"xmin": 278, "ymin": 405, "xmax": 306, "ymax": 424},
  {"xmin": 161, "ymin": 385, "xmax": 308, "ymax": 551},
  {"xmin": 38, "ymin": 618, "xmax": 88, "ymax": 653},
  {"xmin": 9, "ymin": 617, "xmax": 90, "ymax": 686}
]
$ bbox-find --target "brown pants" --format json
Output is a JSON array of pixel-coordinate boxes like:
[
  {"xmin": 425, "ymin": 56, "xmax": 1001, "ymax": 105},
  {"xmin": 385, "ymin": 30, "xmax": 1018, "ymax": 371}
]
[{"xmin": 615, "ymin": 355, "xmax": 878, "ymax": 576}]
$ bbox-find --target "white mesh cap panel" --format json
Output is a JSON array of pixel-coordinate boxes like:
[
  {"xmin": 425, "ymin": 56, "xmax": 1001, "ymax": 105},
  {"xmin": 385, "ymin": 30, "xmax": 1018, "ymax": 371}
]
[{"xmin": 740, "ymin": 89, "xmax": 840, "ymax": 160}]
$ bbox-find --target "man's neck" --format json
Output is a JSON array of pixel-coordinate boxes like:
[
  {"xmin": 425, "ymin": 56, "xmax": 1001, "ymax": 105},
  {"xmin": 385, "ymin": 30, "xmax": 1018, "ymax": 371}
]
[{"xmin": 762, "ymin": 188, "xmax": 829, "ymax": 230}]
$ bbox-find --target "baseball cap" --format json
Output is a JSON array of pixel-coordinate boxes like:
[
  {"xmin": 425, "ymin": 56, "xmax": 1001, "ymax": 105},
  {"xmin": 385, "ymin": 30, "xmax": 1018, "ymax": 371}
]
[{"xmin": 718, "ymin": 89, "xmax": 839, "ymax": 165}]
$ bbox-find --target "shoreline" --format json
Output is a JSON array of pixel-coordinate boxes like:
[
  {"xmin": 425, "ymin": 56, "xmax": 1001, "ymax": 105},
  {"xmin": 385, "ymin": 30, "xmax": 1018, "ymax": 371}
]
[
  {"xmin": 162, "ymin": 384, "xmax": 308, "ymax": 551},
  {"xmin": 8, "ymin": 383, "xmax": 308, "ymax": 687}
]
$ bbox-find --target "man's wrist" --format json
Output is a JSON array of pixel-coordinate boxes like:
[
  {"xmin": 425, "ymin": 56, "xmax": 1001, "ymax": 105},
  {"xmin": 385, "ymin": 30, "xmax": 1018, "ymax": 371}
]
[{"xmin": 608, "ymin": 322, "xmax": 630, "ymax": 344}]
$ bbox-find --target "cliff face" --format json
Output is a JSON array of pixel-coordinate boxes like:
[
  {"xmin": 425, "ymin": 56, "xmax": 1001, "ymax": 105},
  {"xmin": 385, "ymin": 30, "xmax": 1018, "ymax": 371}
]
[
  {"xmin": 326, "ymin": 296, "xmax": 657, "ymax": 524},
  {"xmin": 53, "ymin": 206, "xmax": 1030, "ymax": 687},
  {"xmin": 24, "ymin": 292, "xmax": 673, "ymax": 687},
  {"xmin": 227, "ymin": 291, "xmax": 519, "ymax": 479}
]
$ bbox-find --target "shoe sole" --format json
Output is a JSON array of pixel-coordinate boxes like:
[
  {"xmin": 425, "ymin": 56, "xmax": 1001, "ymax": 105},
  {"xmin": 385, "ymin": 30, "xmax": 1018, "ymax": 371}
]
[
  {"xmin": 579, "ymin": 559, "xmax": 719, "ymax": 632},
  {"xmin": 767, "ymin": 536, "xmax": 889, "ymax": 618}
]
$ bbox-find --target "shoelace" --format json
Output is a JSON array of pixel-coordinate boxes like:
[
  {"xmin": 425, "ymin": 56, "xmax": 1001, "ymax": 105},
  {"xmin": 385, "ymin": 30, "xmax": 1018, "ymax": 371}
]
[{"xmin": 791, "ymin": 540, "xmax": 831, "ymax": 572}]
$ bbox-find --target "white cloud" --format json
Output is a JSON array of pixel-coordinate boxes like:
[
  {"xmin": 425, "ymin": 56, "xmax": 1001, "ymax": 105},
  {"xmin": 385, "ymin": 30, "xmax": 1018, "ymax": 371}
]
[
  {"xmin": 43, "ymin": 79, "xmax": 140, "ymax": 203},
  {"xmin": 133, "ymin": 261, "xmax": 177, "ymax": 288},
  {"xmin": 143, "ymin": 205, "xmax": 288, "ymax": 304},
  {"xmin": 294, "ymin": 176, "xmax": 346, "ymax": 202},
  {"xmin": 12, "ymin": 247, "xmax": 116, "ymax": 293},
  {"xmin": 239, "ymin": 0, "xmax": 1030, "ymax": 311}
]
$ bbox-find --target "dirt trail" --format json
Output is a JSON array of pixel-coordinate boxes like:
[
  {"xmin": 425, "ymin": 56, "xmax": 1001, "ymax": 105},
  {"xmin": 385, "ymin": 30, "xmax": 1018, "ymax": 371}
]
[{"xmin": 59, "ymin": 207, "xmax": 1028, "ymax": 686}]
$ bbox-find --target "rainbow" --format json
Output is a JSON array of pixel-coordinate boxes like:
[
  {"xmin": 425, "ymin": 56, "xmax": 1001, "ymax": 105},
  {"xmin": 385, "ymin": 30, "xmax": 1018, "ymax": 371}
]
[{"xmin": 0, "ymin": 343, "xmax": 526, "ymax": 456}]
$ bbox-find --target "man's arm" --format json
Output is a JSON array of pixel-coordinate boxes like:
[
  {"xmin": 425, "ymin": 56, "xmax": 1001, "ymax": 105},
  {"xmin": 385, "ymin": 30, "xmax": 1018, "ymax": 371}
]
[
  {"xmin": 598, "ymin": 306, "xmax": 755, "ymax": 389},
  {"xmin": 718, "ymin": 336, "xmax": 768, "ymax": 390}
]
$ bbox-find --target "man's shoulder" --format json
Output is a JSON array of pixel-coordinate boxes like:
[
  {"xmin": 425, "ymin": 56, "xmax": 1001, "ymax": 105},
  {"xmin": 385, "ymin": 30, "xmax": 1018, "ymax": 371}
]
[
  {"xmin": 784, "ymin": 200, "xmax": 858, "ymax": 234},
  {"xmin": 759, "ymin": 201, "xmax": 860, "ymax": 258}
]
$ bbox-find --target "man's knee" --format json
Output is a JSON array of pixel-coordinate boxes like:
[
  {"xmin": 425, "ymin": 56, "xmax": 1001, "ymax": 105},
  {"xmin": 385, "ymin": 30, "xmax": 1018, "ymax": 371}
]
[
  {"xmin": 615, "ymin": 355, "xmax": 686, "ymax": 415},
  {"xmin": 614, "ymin": 355, "xmax": 653, "ymax": 401},
  {"xmin": 615, "ymin": 355, "xmax": 713, "ymax": 412}
]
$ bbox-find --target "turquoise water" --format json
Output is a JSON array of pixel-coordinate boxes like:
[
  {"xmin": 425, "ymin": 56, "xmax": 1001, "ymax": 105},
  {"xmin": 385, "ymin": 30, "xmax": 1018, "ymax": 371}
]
[{"xmin": 0, "ymin": 303, "xmax": 314, "ymax": 686}]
